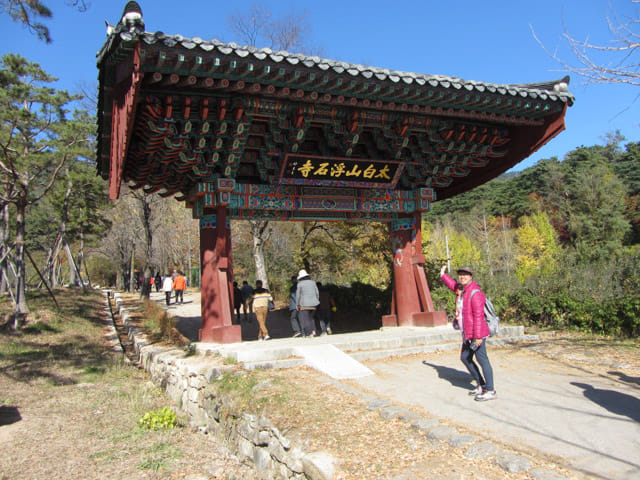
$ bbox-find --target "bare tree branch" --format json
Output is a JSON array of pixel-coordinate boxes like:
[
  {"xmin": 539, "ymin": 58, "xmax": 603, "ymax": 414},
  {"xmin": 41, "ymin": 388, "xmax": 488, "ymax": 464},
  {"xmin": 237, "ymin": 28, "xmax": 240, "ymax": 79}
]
[{"xmin": 531, "ymin": 1, "xmax": 640, "ymax": 86}]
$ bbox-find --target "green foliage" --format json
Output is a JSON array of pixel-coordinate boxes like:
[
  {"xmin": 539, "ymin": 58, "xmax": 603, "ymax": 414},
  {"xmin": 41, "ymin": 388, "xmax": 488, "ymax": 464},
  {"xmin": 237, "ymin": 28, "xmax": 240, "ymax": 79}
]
[
  {"xmin": 420, "ymin": 139, "xmax": 640, "ymax": 337},
  {"xmin": 422, "ymin": 219, "xmax": 483, "ymax": 273},
  {"xmin": 1, "ymin": 0, "xmax": 53, "ymax": 42},
  {"xmin": 508, "ymin": 283, "xmax": 640, "ymax": 337},
  {"xmin": 514, "ymin": 212, "xmax": 560, "ymax": 283},
  {"xmin": 138, "ymin": 406, "xmax": 177, "ymax": 431}
]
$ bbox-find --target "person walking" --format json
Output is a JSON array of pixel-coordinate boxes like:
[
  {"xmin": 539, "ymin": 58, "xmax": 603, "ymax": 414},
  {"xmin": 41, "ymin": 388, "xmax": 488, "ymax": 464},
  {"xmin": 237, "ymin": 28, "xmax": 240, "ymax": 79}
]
[
  {"xmin": 154, "ymin": 271, "xmax": 161, "ymax": 292},
  {"xmin": 315, "ymin": 282, "xmax": 336, "ymax": 335},
  {"xmin": 440, "ymin": 265, "xmax": 496, "ymax": 401},
  {"xmin": 162, "ymin": 273, "xmax": 173, "ymax": 306},
  {"xmin": 251, "ymin": 280, "xmax": 273, "ymax": 341},
  {"xmin": 289, "ymin": 275, "xmax": 303, "ymax": 337},
  {"xmin": 296, "ymin": 269, "xmax": 319, "ymax": 337},
  {"xmin": 233, "ymin": 281, "xmax": 242, "ymax": 322},
  {"xmin": 172, "ymin": 270, "xmax": 186, "ymax": 304},
  {"xmin": 240, "ymin": 281, "xmax": 254, "ymax": 320}
]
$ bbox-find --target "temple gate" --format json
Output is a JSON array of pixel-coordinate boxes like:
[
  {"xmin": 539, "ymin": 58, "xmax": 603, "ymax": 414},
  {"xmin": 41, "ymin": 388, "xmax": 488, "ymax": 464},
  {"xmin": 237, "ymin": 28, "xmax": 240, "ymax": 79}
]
[{"xmin": 96, "ymin": 3, "xmax": 574, "ymax": 343}]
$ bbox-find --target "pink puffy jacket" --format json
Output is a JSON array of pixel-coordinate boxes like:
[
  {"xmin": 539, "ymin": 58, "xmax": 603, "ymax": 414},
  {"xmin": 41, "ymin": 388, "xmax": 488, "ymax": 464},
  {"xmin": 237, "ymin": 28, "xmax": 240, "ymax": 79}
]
[{"xmin": 441, "ymin": 273, "xmax": 490, "ymax": 340}]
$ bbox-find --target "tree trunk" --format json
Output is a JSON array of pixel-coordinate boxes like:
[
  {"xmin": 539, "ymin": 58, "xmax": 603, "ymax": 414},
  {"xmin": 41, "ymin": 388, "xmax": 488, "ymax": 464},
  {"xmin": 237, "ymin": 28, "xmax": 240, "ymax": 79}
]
[
  {"xmin": 13, "ymin": 192, "xmax": 29, "ymax": 329},
  {"xmin": 129, "ymin": 243, "xmax": 135, "ymax": 293},
  {"xmin": 0, "ymin": 204, "xmax": 9, "ymax": 293},
  {"xmin": 140, "ymin": 193, "xmax": 153, "ymax": 299},
  {"xmin": 250, "ymin": 219, "xmax": 270, "ymax": 289},
  {"xmin": 63, "ymin": 239, "xmax": 84, "ymax": 289},
  {"xmin": 60, "ymin": 169, "xmax": 76, "ymax": 286},
  {"xmin": 482, "ymin": 210, "xmax": 494, "ymax": 277},
  {"xmin": 79, "ymin": 230, "xmax": 92, "ymax": 288},
  {"xmin": 65, "ymin": 241, "xmax": 78, "ymax": 286}
]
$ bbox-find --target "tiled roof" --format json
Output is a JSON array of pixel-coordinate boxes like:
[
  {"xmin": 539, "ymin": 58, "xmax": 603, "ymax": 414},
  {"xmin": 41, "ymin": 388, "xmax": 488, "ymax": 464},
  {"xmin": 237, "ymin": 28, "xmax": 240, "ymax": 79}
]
[
  {"xmin": 97, "ymin": 28, "xmax": 574, "ymax": 107},
  {"xmin": 96, "ymin": 4, "xmax": 573, "ymax": 204}
]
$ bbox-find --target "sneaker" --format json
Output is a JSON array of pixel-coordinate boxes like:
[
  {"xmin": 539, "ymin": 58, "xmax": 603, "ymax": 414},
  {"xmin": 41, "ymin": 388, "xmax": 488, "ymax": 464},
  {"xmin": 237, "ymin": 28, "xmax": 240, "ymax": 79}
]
[
  {"xmin": 468, "ymin": 385, "xmax": 484, "ymax": 396},
  {"xmin": 327, "ymin": 328, "xmax": 332, "ymax": 335},
  {"xmin": 264, "ymin": 335, "xmax": 270, "ymax": 341},
  {"xmin": 292, "ymin": 332, "xmax": 302, "ymax": 338},
  {"xmin": 258, "ymin": 338, "xmax": 264, "ymax": 342},
  {"xmin": 475, "ymin": 390, "xmax": 497, "ymax": 402}
]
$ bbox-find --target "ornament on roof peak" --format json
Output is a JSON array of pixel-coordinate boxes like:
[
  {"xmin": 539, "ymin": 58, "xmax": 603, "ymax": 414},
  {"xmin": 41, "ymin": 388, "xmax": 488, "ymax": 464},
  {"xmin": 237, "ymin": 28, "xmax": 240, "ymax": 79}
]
[{"xmin": 120, "ymin": 1, "xmax": 144, "ymax": 32}]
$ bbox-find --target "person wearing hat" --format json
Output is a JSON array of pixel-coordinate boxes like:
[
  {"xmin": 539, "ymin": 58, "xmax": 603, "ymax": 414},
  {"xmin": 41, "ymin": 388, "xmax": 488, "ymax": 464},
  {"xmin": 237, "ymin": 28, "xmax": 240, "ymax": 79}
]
[
  {"xmin": 295, "ymin": 269, "xmax": 319, "ymax": 337},
  {"xmin": 289, "ymin": 275, "xmax": 303, "ymax": 337},
  {"xmin": 440, "ymin": 265, "xmax": 496, "ymax": 401}
]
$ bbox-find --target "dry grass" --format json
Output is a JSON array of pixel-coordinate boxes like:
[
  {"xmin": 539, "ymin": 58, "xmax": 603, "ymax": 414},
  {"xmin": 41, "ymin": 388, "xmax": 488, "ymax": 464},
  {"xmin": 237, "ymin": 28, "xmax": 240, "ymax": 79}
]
[
  {"xmin": 2, "ymin": 289, "xmax": 638, "ymax": 479},
  {"xmin": 0, "ymin": 289, "xmax": 258, "ymax": 480}
]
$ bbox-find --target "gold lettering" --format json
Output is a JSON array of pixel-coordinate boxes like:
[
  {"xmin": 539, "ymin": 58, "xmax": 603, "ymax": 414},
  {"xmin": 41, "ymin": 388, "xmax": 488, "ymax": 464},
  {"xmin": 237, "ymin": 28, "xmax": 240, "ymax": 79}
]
[
  {"xmin": 346, "ymin": 165, "xmax": 362, "ymax": 177},
  {"xmin": 297, "ymin": 159, "xmax": 314, "ymax": 178},
  {"xmin": 363, "ymin": 164, "xmax": 376, "ymax": 179},
  {"xmin": 314, "ymin": 162, "xmax": 330, "ymax": 175},
  {"xmin": 330, "ymin": 162, "xmax": 346, "ymax": 177},
  {"xmin": 375, "ymin": 164, "xmax": 391, "ymax": 180}
]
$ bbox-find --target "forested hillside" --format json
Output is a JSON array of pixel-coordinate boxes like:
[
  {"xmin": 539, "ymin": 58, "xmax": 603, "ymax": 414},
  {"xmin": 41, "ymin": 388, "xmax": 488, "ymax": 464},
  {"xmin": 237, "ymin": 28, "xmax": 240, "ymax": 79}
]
[{"xmin": 422, "ymin": 137, "xmax": 639, "ymax": 337}]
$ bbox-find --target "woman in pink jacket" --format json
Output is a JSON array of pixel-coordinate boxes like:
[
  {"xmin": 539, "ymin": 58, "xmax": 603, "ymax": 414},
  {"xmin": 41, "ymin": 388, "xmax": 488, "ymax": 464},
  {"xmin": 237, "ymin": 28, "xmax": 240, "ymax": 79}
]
[{"xmin": 440, "ymin": 265, "xmax": 496, "ymax": 401}]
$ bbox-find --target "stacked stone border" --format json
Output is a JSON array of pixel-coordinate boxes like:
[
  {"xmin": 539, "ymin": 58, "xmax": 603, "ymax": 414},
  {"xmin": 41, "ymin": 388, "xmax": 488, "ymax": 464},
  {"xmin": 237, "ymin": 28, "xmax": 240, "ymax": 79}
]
[{"xmin": 104, "ymin": 290, "xmax": 575, "ymax": 480}]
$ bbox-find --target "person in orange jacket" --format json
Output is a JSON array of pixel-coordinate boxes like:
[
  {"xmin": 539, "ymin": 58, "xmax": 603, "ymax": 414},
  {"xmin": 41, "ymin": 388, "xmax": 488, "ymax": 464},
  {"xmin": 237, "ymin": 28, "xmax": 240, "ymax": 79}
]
[{"xmin": 172, "ymin": 270, "xmax": 186, "ymax": 304}]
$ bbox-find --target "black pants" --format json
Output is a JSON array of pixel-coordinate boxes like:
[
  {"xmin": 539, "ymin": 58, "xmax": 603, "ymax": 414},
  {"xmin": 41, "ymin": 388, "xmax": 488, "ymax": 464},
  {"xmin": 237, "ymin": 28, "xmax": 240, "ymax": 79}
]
[
  {"xmin": 175, "ymin": 289, "xmax": 184, "ymax": 304},
  {"xmin": 299, "ymin": 308, "xmax": 316, "ymax": 336}
]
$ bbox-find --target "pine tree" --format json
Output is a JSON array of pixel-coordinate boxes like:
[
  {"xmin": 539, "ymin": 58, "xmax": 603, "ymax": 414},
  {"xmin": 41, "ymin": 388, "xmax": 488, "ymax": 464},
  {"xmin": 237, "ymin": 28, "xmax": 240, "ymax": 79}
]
[{"xmin": 0, "ymin": 54, "xmax": 93, "ymax": 327}]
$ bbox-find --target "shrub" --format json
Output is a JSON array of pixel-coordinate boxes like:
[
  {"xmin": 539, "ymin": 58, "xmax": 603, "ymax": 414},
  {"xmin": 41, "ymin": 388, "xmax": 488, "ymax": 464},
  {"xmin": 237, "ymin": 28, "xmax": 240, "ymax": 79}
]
[
  {"xmin": 508, "ymin": 286, "xmax": 640, "ymax": 337},
  {"xmin": 138, "ymin": 406, "xmax": 177, "ymax": 430}
]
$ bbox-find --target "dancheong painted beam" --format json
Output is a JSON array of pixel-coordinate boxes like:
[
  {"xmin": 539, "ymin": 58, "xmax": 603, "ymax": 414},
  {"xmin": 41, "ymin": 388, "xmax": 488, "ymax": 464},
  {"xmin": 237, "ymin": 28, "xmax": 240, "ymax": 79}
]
[{"xmin": 96, "ymin": 2, "xmax": 573, "ymax": 342}]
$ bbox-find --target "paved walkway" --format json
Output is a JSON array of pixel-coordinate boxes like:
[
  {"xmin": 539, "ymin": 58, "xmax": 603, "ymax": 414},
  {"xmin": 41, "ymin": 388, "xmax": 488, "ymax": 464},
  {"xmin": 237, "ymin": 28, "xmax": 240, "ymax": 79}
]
[{"xmin": 150, "ymin": 290, "xmax": 640, "ymax": 480}]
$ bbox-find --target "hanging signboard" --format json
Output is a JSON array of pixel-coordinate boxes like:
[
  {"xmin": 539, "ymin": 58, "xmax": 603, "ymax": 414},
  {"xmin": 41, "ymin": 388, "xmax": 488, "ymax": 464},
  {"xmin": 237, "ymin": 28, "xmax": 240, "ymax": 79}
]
[{"xmin": 279, "ymin": 154, "xmax": 404, "ymax": 189}]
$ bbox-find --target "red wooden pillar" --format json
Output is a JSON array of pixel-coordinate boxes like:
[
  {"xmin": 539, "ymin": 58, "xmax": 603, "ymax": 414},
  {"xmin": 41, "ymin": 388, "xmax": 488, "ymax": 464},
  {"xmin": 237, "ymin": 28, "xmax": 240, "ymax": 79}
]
[
  {"xmin": 198, "ymin": 207, "xmax": 242, "ymax": 343},
  {"xmin": 382, "ymin": 214, "xmax": 447, "ymax": 327}
]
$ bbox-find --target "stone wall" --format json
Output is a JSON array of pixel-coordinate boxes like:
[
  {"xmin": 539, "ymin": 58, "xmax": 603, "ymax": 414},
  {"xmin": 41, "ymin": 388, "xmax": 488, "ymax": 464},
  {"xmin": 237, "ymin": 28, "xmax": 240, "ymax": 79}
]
[{"xmin": 107, "ymin": 291, "xmax": 335, "ymax": 480}]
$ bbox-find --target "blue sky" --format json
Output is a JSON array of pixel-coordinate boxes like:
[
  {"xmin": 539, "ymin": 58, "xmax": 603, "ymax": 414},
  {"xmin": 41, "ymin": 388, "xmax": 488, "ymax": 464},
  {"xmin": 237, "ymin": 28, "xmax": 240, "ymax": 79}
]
[{"xmin": 1, "ymin": 0, "xmax": 638, "ymax": 171}]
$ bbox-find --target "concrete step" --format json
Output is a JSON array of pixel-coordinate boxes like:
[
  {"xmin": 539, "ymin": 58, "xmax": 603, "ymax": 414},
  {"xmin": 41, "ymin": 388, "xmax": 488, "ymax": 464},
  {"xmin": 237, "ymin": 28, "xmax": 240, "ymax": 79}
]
[{"xmin": 197, "ymin": 325, "xmax": 535, "ymax": 369}]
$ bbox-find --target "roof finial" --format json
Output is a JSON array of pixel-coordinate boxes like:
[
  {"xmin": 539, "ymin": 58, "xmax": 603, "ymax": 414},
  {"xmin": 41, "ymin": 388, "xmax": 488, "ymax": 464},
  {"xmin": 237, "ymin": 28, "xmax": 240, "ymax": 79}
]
[{"xmin": 120, "ymin": 1, "xmax": 144, "ymax": 32}]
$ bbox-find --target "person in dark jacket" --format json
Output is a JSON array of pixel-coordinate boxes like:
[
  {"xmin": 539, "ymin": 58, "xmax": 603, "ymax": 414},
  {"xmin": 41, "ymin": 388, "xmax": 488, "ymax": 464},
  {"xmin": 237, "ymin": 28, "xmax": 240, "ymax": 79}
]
[
  {"xmin": 441, "ymin": 265, "xmax": 496, "ymax": 401},
  {"xmin": 289, "ymin": 275, "xmax": 303, "ymax": 337},
  {"xmin": 315, "ymin": 282, "xmax": 336, "ymax": 335},
  {"xmin": 233, "ymin": 281, "xmax": 242, "ymax": 322},
  {"xmin": 295, "ymin": 269, "xmax": 319, "ymax": 337}
]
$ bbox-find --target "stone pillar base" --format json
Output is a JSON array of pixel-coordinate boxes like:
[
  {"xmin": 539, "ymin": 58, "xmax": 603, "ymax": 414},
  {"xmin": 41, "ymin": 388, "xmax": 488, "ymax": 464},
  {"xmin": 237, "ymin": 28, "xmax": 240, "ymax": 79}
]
[
  {"xmin": 199, "ymin": 324, "xmax": 242, "ymax": 344},
  {"xmin": 382, "ymin": 311, "xmax": 447, "ymax": 328},
  {"xmin": 382, "ymin": 314, "xmax": 398, "ymax": 327},
  {"xmin": 408, "ymin": 311, "xmax": 447, "ymax": 327}
]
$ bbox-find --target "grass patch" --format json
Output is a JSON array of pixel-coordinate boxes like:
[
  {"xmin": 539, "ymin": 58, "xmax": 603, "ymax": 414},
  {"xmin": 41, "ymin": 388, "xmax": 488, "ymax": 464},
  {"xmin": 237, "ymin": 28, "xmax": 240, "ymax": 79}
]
[
  {"xmin": 22, "ymin": 322, "xmax": 60, "ymax": 334},
  {"xmin": 212, "ymin": 370, "xmax": 291, "ymax": 414},
  {"xmin": 141, "ymin": 300, "xmax": 175, "ymax": 342},
  {"xmin": 137, "ymin": 442, "xmax": 181, "ymax": 472}
]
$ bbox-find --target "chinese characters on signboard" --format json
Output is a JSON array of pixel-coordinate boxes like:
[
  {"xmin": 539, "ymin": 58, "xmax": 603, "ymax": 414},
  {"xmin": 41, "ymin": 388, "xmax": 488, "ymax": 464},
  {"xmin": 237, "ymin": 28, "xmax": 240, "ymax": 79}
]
[{"xmin": 280, "ymin": 154, "xmax": 403, "ymax": 188}]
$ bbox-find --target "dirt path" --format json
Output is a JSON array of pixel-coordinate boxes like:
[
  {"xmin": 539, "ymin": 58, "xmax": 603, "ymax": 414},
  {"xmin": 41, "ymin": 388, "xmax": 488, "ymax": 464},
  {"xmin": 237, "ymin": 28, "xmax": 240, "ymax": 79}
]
[
  {"xmin": 352, "ymin": 346, "xmax": 640, "ymax": 480},
  {"xmin": 3, "ymin": 289, "xmax": 639, "ymax": 480}
]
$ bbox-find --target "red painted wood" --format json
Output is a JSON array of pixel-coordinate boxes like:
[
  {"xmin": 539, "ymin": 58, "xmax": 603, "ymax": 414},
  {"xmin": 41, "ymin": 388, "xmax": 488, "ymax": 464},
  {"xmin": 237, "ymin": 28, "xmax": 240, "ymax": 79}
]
[
  {"xmin": 108, "ymin": 45, "xmax": 143, "ymax": 200},
  {"xmin": 198, "ymin": 207, "xmax": 241, "ymax": 343},
  {"xmin": 388, "ymin": 214, "xmax": 446, "ymax": 326}
]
